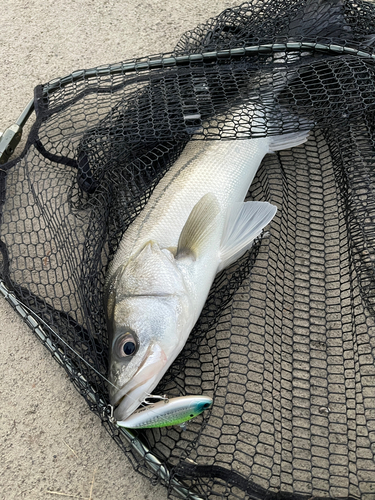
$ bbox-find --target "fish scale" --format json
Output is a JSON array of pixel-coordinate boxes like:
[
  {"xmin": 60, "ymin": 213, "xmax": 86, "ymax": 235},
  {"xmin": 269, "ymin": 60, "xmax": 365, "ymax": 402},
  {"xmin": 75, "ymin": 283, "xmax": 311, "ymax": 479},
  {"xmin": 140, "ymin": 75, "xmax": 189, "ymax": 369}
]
[
  {"xmin": 109, "ymin": 137, "xmax": 271, "ymax": 277},
  {"xmin": 105, "ymin": 129, "xmax": 309, "ymax": 421}
]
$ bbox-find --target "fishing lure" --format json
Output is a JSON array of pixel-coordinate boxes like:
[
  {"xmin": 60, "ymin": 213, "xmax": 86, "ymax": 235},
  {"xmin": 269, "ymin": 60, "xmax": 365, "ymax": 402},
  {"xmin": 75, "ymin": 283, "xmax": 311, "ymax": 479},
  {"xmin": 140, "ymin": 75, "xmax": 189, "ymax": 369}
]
[{"xmin": 116, "ymin": 395, "xmax": 213, "ymax": 429}]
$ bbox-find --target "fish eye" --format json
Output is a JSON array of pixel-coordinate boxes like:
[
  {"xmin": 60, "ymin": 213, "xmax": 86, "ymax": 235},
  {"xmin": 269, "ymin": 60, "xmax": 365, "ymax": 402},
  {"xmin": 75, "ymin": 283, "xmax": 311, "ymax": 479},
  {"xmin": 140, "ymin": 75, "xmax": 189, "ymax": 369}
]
[
  {"xmin": 117, "ymin": 332, "xmax": 138, "ymax": 358},
  {"xmin": 123, "ymin": 341, "xmax": 136, "ymax": 355}
]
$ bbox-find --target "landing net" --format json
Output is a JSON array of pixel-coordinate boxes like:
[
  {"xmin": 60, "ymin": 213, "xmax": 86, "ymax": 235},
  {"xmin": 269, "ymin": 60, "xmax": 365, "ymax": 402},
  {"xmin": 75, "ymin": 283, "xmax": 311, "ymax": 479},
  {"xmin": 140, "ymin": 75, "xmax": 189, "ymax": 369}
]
[{"xmin": 1, "ymin": 0, "xmax": 375, "ymax": 498}]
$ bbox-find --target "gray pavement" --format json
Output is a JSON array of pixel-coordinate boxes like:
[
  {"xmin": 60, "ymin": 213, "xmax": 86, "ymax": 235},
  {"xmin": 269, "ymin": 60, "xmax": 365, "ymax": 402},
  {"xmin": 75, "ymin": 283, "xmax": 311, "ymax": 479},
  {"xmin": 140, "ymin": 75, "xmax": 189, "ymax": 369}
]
[{"xmin": 0, "ymin": 1, "xmax": 237, "ymax": 498}]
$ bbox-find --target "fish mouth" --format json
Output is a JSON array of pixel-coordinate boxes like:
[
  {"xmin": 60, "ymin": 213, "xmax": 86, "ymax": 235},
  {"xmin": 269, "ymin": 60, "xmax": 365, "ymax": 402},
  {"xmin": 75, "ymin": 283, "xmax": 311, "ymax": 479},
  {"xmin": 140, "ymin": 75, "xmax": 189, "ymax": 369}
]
[{"xmin": 112, "ymin": 343, "xmax": 168, "ymax": 421}]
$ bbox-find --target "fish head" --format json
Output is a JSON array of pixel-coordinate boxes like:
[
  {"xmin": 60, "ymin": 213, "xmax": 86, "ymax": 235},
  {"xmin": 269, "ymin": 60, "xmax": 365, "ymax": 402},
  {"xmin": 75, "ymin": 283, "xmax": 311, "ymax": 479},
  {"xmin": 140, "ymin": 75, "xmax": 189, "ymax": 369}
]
[
  {"xmin": 108, "ymin": 295, "xmax": 184, "ymax": 420},
  {"xmin": 106, "ymin": 242, "xmax": 192, "ymax": 421}
]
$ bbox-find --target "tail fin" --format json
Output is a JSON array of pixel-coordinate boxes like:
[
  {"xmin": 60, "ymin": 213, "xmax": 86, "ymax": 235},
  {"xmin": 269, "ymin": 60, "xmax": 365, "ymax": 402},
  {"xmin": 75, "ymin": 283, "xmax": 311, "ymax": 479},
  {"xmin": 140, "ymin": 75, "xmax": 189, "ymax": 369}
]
[{"xmin": 268, "ymin": 131, "xmax": 310, "ymax": 153}]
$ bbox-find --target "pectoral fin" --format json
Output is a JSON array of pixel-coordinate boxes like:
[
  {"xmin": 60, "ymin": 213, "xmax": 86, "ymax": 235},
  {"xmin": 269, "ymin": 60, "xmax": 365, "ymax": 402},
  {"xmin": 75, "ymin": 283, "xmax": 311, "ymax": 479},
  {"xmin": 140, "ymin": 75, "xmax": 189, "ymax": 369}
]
[
  {"xmin": 218, "ymin": 201, "xmax": 277, "ymax": 272},
  {"xmin": 177, "ymin": 193, "xmax": 220, "ymax": 259}
]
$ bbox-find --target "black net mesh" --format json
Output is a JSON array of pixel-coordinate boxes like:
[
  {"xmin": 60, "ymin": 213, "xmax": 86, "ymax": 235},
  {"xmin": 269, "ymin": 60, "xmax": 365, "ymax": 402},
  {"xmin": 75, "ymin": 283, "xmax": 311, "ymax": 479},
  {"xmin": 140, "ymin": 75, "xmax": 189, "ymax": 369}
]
[{"xmin": 1, "ymin": 0, "xmax": 375, "ymax": 498}]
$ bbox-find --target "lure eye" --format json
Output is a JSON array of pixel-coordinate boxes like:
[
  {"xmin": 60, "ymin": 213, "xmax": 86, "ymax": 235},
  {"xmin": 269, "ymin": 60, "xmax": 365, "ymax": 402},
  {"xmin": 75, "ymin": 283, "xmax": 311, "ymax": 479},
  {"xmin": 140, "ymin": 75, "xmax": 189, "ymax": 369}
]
[{"xmin": 117, "ymin": 332, "xmax": 138, "ymax": 358}]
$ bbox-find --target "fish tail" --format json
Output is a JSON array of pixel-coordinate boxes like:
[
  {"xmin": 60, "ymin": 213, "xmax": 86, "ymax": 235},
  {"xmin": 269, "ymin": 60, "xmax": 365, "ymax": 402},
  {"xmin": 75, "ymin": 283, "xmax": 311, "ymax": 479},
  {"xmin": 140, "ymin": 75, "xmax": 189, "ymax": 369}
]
[{"xmin": 268, "ymin": 130, "xmax": 310, "ymax": 153}]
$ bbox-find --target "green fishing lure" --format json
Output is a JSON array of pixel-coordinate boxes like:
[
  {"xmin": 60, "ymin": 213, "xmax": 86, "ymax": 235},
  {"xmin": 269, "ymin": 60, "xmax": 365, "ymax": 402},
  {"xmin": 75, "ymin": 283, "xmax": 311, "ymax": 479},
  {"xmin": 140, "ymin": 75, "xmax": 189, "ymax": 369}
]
[{"xmin": 116, "ymin": 395, "xmax": 212, "ymax": 429}]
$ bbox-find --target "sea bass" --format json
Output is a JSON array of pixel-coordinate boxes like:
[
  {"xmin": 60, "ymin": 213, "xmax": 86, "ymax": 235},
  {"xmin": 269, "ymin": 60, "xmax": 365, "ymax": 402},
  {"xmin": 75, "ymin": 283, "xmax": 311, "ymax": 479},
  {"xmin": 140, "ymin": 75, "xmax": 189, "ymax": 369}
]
[{"xmin": 105, "ymin": 130, "xmax": 309, "ymax": 421}]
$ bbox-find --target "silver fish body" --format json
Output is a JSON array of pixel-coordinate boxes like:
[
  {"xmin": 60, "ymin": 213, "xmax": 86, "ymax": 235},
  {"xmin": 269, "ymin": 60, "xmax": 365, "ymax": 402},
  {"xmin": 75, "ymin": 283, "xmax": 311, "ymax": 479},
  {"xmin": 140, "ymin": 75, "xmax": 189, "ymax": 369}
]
[{"xmin": 105, "ymin": 131, "xmax": 308, "ymax": 420}]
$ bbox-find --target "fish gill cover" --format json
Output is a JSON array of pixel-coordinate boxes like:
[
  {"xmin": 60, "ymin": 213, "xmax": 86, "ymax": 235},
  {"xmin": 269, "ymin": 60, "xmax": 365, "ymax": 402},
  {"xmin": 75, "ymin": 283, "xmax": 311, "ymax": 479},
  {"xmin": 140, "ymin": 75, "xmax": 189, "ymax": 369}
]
[{"xmin": 1, "ymin": 0, "xmax": 375, "ymax": 498}]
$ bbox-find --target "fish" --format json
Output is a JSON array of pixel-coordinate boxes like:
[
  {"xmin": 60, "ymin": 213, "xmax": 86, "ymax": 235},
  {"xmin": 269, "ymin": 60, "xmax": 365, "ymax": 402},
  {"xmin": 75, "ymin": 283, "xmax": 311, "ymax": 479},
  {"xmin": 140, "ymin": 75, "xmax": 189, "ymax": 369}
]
[
  {"xmin": 116, "ymin": 395, "xmax": 213, "ymax": 429},
  {"xmin": 105, "ymin": 127, "xmax": 309, "ymax": 421}
]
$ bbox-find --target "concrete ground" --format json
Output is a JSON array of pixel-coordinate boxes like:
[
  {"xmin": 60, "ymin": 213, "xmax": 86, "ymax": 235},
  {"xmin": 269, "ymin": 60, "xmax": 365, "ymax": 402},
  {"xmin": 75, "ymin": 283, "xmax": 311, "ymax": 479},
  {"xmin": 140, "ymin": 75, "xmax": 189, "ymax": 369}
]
[{"xmin": 0, "ymin": 1, "xmax": 238, "ymax": 499}]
